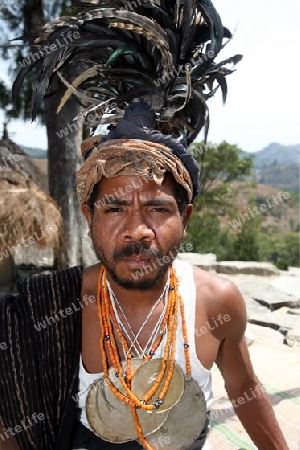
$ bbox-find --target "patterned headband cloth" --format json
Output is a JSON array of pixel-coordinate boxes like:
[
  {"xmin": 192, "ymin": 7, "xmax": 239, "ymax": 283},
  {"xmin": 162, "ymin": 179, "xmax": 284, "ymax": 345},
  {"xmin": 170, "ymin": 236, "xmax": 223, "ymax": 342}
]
[{"xmin": 77, "ymin": 138, "xmax": 193, "ymax": 206}]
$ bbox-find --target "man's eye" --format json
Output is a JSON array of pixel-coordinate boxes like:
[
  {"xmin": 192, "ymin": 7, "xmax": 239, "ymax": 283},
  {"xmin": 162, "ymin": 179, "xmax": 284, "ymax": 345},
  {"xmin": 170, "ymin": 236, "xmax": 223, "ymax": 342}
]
[
  {"xmin": 150, "ymin": 207, "xmax": 170, "ymax": 213},
  {"xmin": 105, "ymin": 207, "xmax": 123, "ymax": 213}
]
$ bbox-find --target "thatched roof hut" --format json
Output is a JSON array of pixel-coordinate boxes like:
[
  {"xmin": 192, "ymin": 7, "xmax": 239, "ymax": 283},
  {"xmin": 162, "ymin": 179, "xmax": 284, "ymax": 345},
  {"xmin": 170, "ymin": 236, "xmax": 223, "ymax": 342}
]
[
  {"xmin": 0, "ymin": 136, "xmax": 47, "ymax": 192},
  {"xmin": 0, "ymin": 137, "xmax": 62, "ymax": 268}
]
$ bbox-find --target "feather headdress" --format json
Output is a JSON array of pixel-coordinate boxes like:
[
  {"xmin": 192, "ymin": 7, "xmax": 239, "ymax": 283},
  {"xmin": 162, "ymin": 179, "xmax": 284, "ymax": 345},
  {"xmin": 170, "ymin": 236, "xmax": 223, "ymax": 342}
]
[{"xmin": 13, "ymin": 0, "xmax": 242, "ymax": 199}]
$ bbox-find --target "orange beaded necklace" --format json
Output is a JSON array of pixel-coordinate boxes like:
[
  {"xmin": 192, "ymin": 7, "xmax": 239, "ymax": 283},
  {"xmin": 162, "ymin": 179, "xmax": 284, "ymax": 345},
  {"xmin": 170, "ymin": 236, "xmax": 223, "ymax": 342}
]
[{"xmin": 96, "ymin": 264, "xmax": 191, "ymax": 449}]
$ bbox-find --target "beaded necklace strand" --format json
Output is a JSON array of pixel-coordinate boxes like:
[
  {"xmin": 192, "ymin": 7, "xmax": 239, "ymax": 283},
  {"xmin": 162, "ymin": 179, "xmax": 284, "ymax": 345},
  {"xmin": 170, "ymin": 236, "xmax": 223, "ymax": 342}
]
[{"xmin": 96, "ymin": 265, "xmax": 191, "ymax": 450}]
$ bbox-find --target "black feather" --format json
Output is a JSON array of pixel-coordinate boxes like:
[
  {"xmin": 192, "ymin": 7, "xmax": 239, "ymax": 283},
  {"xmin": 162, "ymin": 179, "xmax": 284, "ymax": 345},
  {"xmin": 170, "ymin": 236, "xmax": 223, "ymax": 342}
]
[{"xmin": 13, "ymin": 0, "xmax": 241, "ymax": 142}]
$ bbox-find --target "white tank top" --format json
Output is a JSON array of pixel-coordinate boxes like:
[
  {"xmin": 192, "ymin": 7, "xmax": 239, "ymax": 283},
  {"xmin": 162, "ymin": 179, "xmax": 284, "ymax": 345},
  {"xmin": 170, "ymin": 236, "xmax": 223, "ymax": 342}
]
[{"xmin": 76, "ymin": 259, "xmax": 213, "ymax": 432}]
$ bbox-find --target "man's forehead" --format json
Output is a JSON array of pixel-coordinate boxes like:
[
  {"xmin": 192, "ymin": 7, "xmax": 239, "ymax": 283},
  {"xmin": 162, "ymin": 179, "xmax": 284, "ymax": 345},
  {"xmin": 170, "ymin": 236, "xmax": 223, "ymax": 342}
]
[{"xmin": 96, "ymin": 174, "xmax": 176, "ymax": 197}]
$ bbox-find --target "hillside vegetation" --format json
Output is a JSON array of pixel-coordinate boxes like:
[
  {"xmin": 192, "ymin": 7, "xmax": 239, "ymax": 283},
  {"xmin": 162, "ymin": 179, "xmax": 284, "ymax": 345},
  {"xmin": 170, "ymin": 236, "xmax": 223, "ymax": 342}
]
[
  {"xmin": 185, "ymin": 142, "xmax": 299, "ymax": 269},
  {"xmin": 257, "ymin": 163, "xmax": 299, "ymax": 193},
  {"xmin": 224, "ymin": 182, "xmax": 299, "ymax": 233},
  {"xmin": 241, "ymin": 143, "xmax": 300, "ymax": 193}
]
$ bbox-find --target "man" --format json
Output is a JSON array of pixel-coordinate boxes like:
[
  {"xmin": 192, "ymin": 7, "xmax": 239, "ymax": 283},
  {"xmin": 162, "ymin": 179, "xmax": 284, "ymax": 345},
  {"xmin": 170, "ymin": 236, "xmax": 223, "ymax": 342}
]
[
  {"xmin": 0, "ymin": 0, "xmax": 289, "ymax": 449},
  {"xmin": 78, "ymin": 169, "xmax": 289, "ymax": 450}
]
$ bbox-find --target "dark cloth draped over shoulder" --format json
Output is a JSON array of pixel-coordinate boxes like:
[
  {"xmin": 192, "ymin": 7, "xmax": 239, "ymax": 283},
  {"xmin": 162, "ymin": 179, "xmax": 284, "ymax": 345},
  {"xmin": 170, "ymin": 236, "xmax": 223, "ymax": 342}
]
[{"xmin": 0, "ymin": 266, "xmax": 83, "ymax": 450}]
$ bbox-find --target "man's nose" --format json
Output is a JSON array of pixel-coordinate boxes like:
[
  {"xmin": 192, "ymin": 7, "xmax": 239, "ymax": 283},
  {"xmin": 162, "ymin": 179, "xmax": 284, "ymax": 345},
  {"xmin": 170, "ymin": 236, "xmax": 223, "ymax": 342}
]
[{"xmin": 121, "ymin": 211, "xmax": 155, "ymax": 242}]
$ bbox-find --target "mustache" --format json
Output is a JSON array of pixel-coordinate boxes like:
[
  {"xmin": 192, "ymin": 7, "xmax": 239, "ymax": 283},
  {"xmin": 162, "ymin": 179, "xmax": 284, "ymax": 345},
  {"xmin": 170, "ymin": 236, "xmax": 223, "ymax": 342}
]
[{"xmin": 113, "ymin": 242, "xmax": 163, "ymax": 262}]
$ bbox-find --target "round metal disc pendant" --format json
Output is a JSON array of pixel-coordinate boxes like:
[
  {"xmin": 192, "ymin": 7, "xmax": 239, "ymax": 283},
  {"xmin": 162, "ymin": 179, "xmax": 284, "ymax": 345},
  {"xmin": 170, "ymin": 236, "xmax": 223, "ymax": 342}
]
[
  {"xmin": 144, "ymin": 376, "xmax": 207, "ymax": 450},
  {"xmin": 86, "ymin": 359, "xmax": 170, "ymax": 441},
  {"xmin": 86, "ymin": 378, "xmax": 131, "ymax": 443},
  {"xmin": 131, "ymin": 358, "xmax": 185, "ymax": 413}
]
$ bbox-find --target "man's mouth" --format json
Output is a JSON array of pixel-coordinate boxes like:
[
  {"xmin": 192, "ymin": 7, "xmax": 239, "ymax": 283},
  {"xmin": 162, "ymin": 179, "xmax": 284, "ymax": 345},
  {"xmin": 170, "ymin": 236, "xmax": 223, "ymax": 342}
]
[{"xmin": 122, "ymin": 255, "xmax": 154, "ymax": 268}]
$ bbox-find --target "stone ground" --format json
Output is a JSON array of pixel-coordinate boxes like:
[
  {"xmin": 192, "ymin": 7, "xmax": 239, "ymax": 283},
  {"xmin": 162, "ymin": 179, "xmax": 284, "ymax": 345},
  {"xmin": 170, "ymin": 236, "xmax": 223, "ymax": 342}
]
[
  {"xmin": 208, "ymin": 340, "xmax": 300, "ymax": 450},
  {"xmin": 207, "ymin": 271, "xmax": 300, "ymax": 450}
]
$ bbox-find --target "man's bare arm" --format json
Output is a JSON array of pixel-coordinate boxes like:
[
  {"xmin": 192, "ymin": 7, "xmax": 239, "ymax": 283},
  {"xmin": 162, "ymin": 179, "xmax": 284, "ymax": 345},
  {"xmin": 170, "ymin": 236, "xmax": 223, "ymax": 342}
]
[{"xmin": 216, "ymin": 282, "xmax": 289, "ymax": 450}]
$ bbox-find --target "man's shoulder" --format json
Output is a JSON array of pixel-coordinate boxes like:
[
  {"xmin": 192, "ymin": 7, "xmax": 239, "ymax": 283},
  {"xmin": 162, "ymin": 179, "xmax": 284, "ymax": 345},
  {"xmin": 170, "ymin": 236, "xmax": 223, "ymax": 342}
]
[
  {"xmin": 192, "ymin": 265, "xmax": 246, "ymax": 314},
  {"xmin": 192, "ymin": 265, "xmax": 237, "ymax": 293}
]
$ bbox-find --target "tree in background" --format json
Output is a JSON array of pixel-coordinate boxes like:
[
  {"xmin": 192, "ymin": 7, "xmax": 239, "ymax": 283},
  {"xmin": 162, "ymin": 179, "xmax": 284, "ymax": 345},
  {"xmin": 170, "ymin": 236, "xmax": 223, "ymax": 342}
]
[
  {"xmin": 185, "ymin": 141, "xmax": 255, "ymax": 259},
  {"xmin": 229, "ymin": 195, "xmax": 262, "ymax": 262},
  {"xmin": 185, "ymin": 213, "xmax": 221, "ymax": 254},
  {"xmin": 232, "ymin": 219, "xmax": 260, "ymax": 261},
  {"xmin": 258, "ymin": 232, "xmax": 300, "ymax": 270},
  {"xmin": 0, "ymin": 0, "xmax": 88, "ymax": 268},
  {"xmin": 189, "ymin": 141, "xmax": 254, "ymax": 213}
]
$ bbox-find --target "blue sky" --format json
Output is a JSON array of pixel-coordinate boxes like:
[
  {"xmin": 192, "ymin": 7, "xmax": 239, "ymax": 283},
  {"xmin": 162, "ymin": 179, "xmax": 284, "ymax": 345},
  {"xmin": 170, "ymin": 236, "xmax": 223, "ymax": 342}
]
[{"xmin": 0, "ymin": 0, "xmax": 299, "ymax": 153}]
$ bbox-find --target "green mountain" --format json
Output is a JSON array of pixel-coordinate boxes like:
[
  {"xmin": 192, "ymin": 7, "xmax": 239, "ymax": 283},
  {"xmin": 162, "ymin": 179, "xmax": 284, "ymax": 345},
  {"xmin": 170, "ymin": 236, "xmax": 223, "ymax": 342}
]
[
  {"xmin": 242, "ymin": 143, "xmax": 300, "ymax": 193},
  {"xmin": 251, "ymin": 143, "xmax": 300, "ymax": 167}
]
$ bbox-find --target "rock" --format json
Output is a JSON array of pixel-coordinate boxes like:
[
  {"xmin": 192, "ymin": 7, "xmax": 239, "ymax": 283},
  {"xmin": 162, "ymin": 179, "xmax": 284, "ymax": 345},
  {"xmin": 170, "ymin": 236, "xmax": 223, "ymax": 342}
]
[
  {"xmin": 243, "ymin": 296, "xmax": 270, "ymax": 321},
  {"xmin": 285, "ymin": 330, "xmax": 300, "ymax": 347},
  {"xmin": 14, "ymin": 245, "xmax": 54, "ymax": 267},
  {"xmin": 249, "ymin": 309, "xmax": 300, "ymax": 336},
  {"xmin": 252, "ymin": 285, "xmax": 300, "ymax": 311},
  {"xmin": 246, "ymin": 323, "xmax": 284, "ymax": 344},
  {"xmin": 274, "ymin": 306, "xmax": 290, "ymax": 314},
  {"xmin": 244, "ymin": 327, "xmax": 255, "ymax": 346},
  {"xmin": 287, "ymin": 267, "xmax": 300, "ymax": 276},
  {"xmin": 270, "ymin": 311, "xmax": 300, "ymax": 332},
  {"xmin": 238, "ymin": 281, "xmax": 269, "ymax": 299},
  {"xmin": 213, "ymin": 261, "xmax": 280, "ymax": 276},
  {"xmin": 178, "ymin": 253, "xmax": 216, "ymax": 270},
  {"xmin": 288, "ymin": 308, "xmax": 300, "ymax": 316},
  {"xmin": 270, "ymin": 276, "xmax": 300, "ymax": 298}
]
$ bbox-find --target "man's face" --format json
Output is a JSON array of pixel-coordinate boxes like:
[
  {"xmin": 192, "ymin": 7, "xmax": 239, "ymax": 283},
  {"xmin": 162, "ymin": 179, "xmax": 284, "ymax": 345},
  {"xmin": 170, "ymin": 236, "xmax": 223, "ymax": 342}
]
[{"xmin": 82, "ymin": 175, "xmax": 192, "ymax": 290}]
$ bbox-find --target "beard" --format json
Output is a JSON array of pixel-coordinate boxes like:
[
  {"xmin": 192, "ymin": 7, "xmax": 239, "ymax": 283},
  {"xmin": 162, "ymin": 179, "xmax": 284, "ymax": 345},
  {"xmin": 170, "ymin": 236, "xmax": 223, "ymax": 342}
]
[{"xmin": 91, "ymin": 240, "xmax": 181, "ymax": 291}]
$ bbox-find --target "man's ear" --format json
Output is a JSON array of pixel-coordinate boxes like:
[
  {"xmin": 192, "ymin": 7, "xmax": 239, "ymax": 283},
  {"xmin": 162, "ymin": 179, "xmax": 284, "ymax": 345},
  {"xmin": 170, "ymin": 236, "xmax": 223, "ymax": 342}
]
[
  {"xmin": 81, "ymin": 204, "xmax": 93, "ymax": 229},
  {"xmin": 182, "ymin": 204, "xmax": 193, "ymax": 237}
]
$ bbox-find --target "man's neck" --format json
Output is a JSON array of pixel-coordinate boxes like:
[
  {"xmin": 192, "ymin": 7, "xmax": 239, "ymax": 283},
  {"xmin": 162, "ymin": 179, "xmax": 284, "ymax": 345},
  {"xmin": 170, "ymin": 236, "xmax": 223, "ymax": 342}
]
[{"xmin": 106, "ymin": 272, "xmax": 169, "ymax": 314}]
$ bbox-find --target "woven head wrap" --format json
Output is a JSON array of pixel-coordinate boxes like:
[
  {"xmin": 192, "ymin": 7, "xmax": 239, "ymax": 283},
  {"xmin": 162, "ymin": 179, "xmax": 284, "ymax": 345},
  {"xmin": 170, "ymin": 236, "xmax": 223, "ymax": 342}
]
[{"xmin": 77, "ymin": 102, "xmax": 198, "ymax": 205}]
